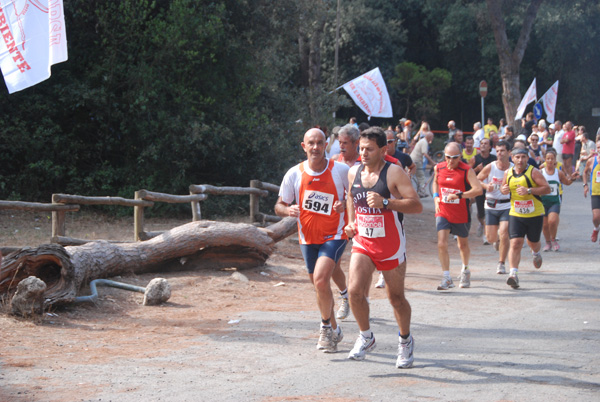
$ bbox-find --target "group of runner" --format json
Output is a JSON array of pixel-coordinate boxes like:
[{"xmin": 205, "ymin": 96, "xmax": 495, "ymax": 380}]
[{"xmin": 275, "ymin": 124, "xmax": 600, "ymax": 369}]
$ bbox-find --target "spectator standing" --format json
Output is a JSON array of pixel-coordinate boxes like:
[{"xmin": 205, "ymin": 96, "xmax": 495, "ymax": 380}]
[
  {"xmin": 473, "ymin": 122, "xmax": 485, "ymax": 149},
  {"xmin": 552, "ymin": 121, "xmax": 565, "ymax": 164},
  {"xmin": 560, "ymin": 121, "xmax": 576, "ymax": 174},
  {"xmin": 447, "ymin": 120, "xmax": 457, "ymax": 141},
  {"xmin": 484, "ymin": 118, "xmax": 498, "ymax": 138},
  {"xmin": 410, "ymin": 131, "xmax": 435, "ymax": 198}
]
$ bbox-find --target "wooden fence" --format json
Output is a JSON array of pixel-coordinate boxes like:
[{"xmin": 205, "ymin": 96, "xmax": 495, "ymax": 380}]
[{"xmin": 0, "ymin": 180, "xmax": 281, "ymax": 247}]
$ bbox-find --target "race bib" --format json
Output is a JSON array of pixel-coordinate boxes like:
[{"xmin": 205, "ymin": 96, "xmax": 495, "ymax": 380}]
[
  {"xmin": 302, "ymin": 190, "xmax": 334, "ymax": 216},
  {"xmin": 549, "ymin": 183, "xmax": 559, "ymax": 196},
  {"xmin": 596, "ymin": 171, "xmax": 600, "ymax": 183},
  {"xmin": 441, "ymin": 187, "xmax": 460, "ymax": 204},
  {"xmin": 515, "ymin": 199, "xmax": 535, "ymax": 215},
  {"xmin": 356, "ymin": 214, "xmax": 385, "ymax": 238},
  {"xmin": 490, "ymin": 177, "xmax": 503, "ymax": 191}
]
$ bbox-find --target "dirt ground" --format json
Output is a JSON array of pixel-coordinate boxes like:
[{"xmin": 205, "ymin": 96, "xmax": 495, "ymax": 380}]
[{"xmin": 0, "ymin": 207, "xmax": 443, "ymax": 400}]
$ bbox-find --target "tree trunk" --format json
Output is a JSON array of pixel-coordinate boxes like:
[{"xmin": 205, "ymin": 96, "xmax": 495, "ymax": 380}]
[
  {"xmin": 0, "ymin": 218, "xmax": 297, "ymax": 310},
  {"xmin": 486, "ymin": 0, "xmax": 544, "ymax": 127}
]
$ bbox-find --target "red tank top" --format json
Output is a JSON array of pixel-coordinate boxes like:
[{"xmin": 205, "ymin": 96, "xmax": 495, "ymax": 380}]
[{"xmin": 435, "ymin": 161, "xmax": 471, "ymax": 224}]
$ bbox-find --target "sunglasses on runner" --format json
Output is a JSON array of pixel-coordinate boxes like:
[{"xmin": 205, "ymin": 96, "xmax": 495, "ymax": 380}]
[
  {"xmin": 444, "ymin": 154, "xmax": 460, "ymax": 159},
  {"xmin": 387, "ymin": 139, "xmax": 396, "ymax": 143}
]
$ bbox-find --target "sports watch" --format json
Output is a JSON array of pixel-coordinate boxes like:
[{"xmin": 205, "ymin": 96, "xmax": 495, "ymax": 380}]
[{"xmin": 382, "ymin": 198, "xmax": 389, "ymax": 209}]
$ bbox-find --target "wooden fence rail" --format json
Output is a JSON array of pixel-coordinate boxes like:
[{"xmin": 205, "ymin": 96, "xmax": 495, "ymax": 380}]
[{"xmin": 0, "ymin": 180, "xmax": 281, "ymax": 246}]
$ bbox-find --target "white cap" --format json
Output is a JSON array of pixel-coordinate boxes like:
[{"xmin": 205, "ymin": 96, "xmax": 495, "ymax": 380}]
[
  {"xmin": 549, "ymin": 123, "xmax": 555, "ymax": 129},
  {"xmin": 516, "ymin": 134, "xmax": 527, "ymax": 141}
]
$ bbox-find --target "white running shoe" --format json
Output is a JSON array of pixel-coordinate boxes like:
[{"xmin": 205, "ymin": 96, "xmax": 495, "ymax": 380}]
[
  {"xmin": 375, "ymin": 273, "xmax": 386, "ymax": 288},
  {"xmin": 482, "ymin": 235, "xmax": 490, "ymax": 245},
  {"xmin": 507, "ymin": 274, "xmax": 519, "ymax": 289},
  {"xmin": 348, "ymin": 334, "xmax": 376, "ymax": 360},
  {"xmin": 459, "ymin": 270, "xmax": 471, "ymax": 288},
  {"xmin": 396, "ymin": 336, "xmax": 415, "ymax": 369},
  {"xmin": 317, "ymin": 326, "xmax": 336, "ymax": 353},
  {"xmin": 533, "ymin": 252, "xmax": 542, "ymax": 269},
  {"xmin": 437, "ymin": 277, "xmax": 455, "ymax": 290},
  {"xmin": 476, "ymin": 224, "xmax": 484, "ymax": 237},
  {"xmin": 332, "ymin": 326, "xmax": 343, "ymax": 348},
  {"xmin": 496, "ymin": 262, "xmax": 506, "ymax": 275},
  {"xmin": 336, "ymin": 297, "xmax": 350, "ymax": 320}
]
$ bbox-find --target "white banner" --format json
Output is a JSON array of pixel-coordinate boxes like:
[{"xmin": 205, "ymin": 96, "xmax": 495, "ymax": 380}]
[
  {"xmin": 540, "ymin": 80, "xmax": 559, "ymax": 123},
  {"xmin": 514, "ymin": 78, "xmax": 537, "ymax": 120},
  {"xmin": 340, "ymin": 67, "xmax": 393, "ymax": 119},
  {"xmin": 0, "ymin": 0, "xmax": 68, "ymax": 94}
]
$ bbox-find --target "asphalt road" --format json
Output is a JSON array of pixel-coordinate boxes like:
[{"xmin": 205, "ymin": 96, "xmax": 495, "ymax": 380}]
[{"xmin": 2, "ymin": 182, "xmax": 599, "ymax": 402}]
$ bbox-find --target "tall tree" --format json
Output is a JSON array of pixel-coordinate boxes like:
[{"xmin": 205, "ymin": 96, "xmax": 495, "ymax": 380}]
[{"xmin": 486, "ymin": 0, "xmax": 544, "ymax": 126}]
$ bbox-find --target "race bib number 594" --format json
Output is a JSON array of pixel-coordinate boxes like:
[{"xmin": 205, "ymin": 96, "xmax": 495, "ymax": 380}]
[{"xmin": 302, "ymin": 190, "xmax": 334, "ymax": 215}]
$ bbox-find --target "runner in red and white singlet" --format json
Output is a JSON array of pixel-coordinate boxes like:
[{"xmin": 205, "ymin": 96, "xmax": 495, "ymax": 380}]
[{"xmin": 344, "ymin": 127, "xmax": 422, "ymax": 368}]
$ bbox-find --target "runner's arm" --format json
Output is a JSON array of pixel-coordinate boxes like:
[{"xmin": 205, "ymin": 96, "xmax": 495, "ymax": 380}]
[
  {"xmin": 500, "ymin": 170, "xmax": 510, "ymax": 195},
  {"xmin": 383, "ymin": 164, "xmax": 423, "ymax": 214},
  {"xmin": 476, "ymin": 163, "xmax": 493, "ymax": 191},
  {"xmin": 344, "ymin": 167, "xmax": 358, "ymax": 238},
  {"xmin": 275, "ymin": 197, "xmax": 299, "ymax": 218},
  {"xmin": 583, "ymin": 157, "xmax": 594, "ymax": 198},
  {"xmin": 432, "ymin": 165, "xmax": 441, "ymax": 213},
  {"xmin": 463, "ymin": 168, "xmax": 483, "ymax": 199},
  {"xmin": 530, "ymin": 168, "xmax": 551, "ymax": 196}
]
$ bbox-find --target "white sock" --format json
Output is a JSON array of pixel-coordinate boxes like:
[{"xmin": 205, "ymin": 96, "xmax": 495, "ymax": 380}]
[
  {"xmin": 510, "ymin": 268, "xmax": 518, "ymax": 275},
  {"xmin": 443, "ymin": 271, "xmax": 451, "ymax": 279},
  {"xmin": 462, "ymin": 264, "xmax": 469, "ymax": 271},
  {"xmin": 360, "ymin": 329, "xmax": 372, "ymax": 339},
  {"xmin": 339, "ymin": 289, "xmax": 348, "ymax": 298},
  {"xmin": 595, "ymin": 226, "xmax": 599, "ymax": 231}
]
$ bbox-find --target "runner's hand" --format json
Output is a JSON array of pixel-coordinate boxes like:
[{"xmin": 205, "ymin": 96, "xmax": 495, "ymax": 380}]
[
  {"xmin": 516, "ymin": 185, "xmax": 529, "ymax": 196},
  {"xmin": 344, "ymin": 223, "xmax": 357, "ymax": 238},
  {"xmin": 288, "ymin": 204, "xmax": 300, "ymax": 217},
  {"xmin": 366, "ymin": 191, "xmax": 383, "ymax": 208},
  {"xmin": 333, "ymin": 200, "xmax": 345, "ymax": 213}
]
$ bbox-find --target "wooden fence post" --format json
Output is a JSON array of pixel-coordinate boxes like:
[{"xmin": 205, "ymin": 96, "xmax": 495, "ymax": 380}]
[
  {"xmin": 51, "ymin": 194, "xmax": 66, "ymax": 241},
  {"xmin": 249, "ymin": 180, "xmax": 261, "ymax": 222},
  {"xmin": 134, "ymin": 191, "xmax": 144, "ymax": 241},
  {"xmin": 191, "ymin": 190, "xmax": 202, "ymax": 221}
]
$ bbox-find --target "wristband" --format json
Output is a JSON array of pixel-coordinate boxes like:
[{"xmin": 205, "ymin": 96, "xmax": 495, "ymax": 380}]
[
  {"xmin": 583, "ymin": 183, "xmax": 589, "ymax": 187},
  {"xmin": 457, "ymin": 192, "xmax": 463, "ymax": 199},
  {"xmin": 433, "ymin": 192, "xmax": 440, "ymax": 198}
]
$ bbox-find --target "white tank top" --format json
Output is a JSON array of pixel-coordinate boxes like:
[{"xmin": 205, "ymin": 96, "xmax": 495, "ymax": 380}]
[{"xmin": 484, "ymin": 161, "xmax": 513, "ymax": 210}]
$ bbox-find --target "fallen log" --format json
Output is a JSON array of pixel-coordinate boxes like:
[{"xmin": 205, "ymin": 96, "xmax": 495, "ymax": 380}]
[{"xmin": 0, "ymin": 217, "xmax": 297, "ymax": 311}]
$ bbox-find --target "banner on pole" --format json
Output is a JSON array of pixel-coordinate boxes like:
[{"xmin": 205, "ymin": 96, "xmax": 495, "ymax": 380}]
[
  {"xmin": 0, "ymin": 0, "xmax": 68, "ymax": 94},
  {"xmin": 340, "ymin": 67, "xmax": 393, "ymax": 120},
  {"xmin": 540, "ymin": 81, "xmax": 559, "ymax": 123},
  {"xmin": 514, "ymin": 78, "xmax": 537, "ymax": 121}
]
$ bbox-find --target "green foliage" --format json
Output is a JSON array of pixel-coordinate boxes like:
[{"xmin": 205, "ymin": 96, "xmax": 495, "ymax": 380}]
[
  {"xmin": 0, "ymin": 0, "xmax": 599, "ymax": 217},
  {"xmin": 390, "ymin": 62, "xmax": 451, "ymax": 121}
]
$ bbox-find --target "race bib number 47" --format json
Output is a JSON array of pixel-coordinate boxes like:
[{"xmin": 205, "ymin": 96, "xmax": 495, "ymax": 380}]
[
  {"xmin": 302, "ymin": 190, "xmax": 334, "ymax": 215},
  {"xmin": 357, "ymin": 215, "xmax": 385, "ymax": 238}
]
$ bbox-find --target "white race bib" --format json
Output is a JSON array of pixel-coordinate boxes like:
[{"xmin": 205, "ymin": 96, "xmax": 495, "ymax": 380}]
[
  {"xmin": 515, "ymin": 199, "xmax": 535, "ymax": 214},
  {"xmin": 490, "ymin": 177, "xmax": 503, "ymax": 191},
  {"xmin": 549, "ymin": 183, "xmax": 559, "ymax": 196},
  {"xmin": 595, "ymin": 171, "xmax": 600, "ymax": 183},
  {"xmin": 302, "ymin": 190, "xmax": 334, "ymax": 216},
  {"xmin": 441, "ymin": 187, "xmax": 460, "ymax": 204},
  {"xmin": 357, "ymin": 214, "xmax": 385, "ymax": 238}
]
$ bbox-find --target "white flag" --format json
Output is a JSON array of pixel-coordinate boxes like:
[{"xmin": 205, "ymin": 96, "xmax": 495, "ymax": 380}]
[
  {"xmin": 514, "ymin": 78, "xmax": 537, "ymax": 120},
  {"xmin": 540, "ymin": 81, "xmax": 559, "ymax": 123},
  {"xmin": 340, "ymin": 67, "xmax": 393, "ymax": 120},
  {"xmin": 0, "ymin": 0, "xmax": 68, "ymax": 94}
]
